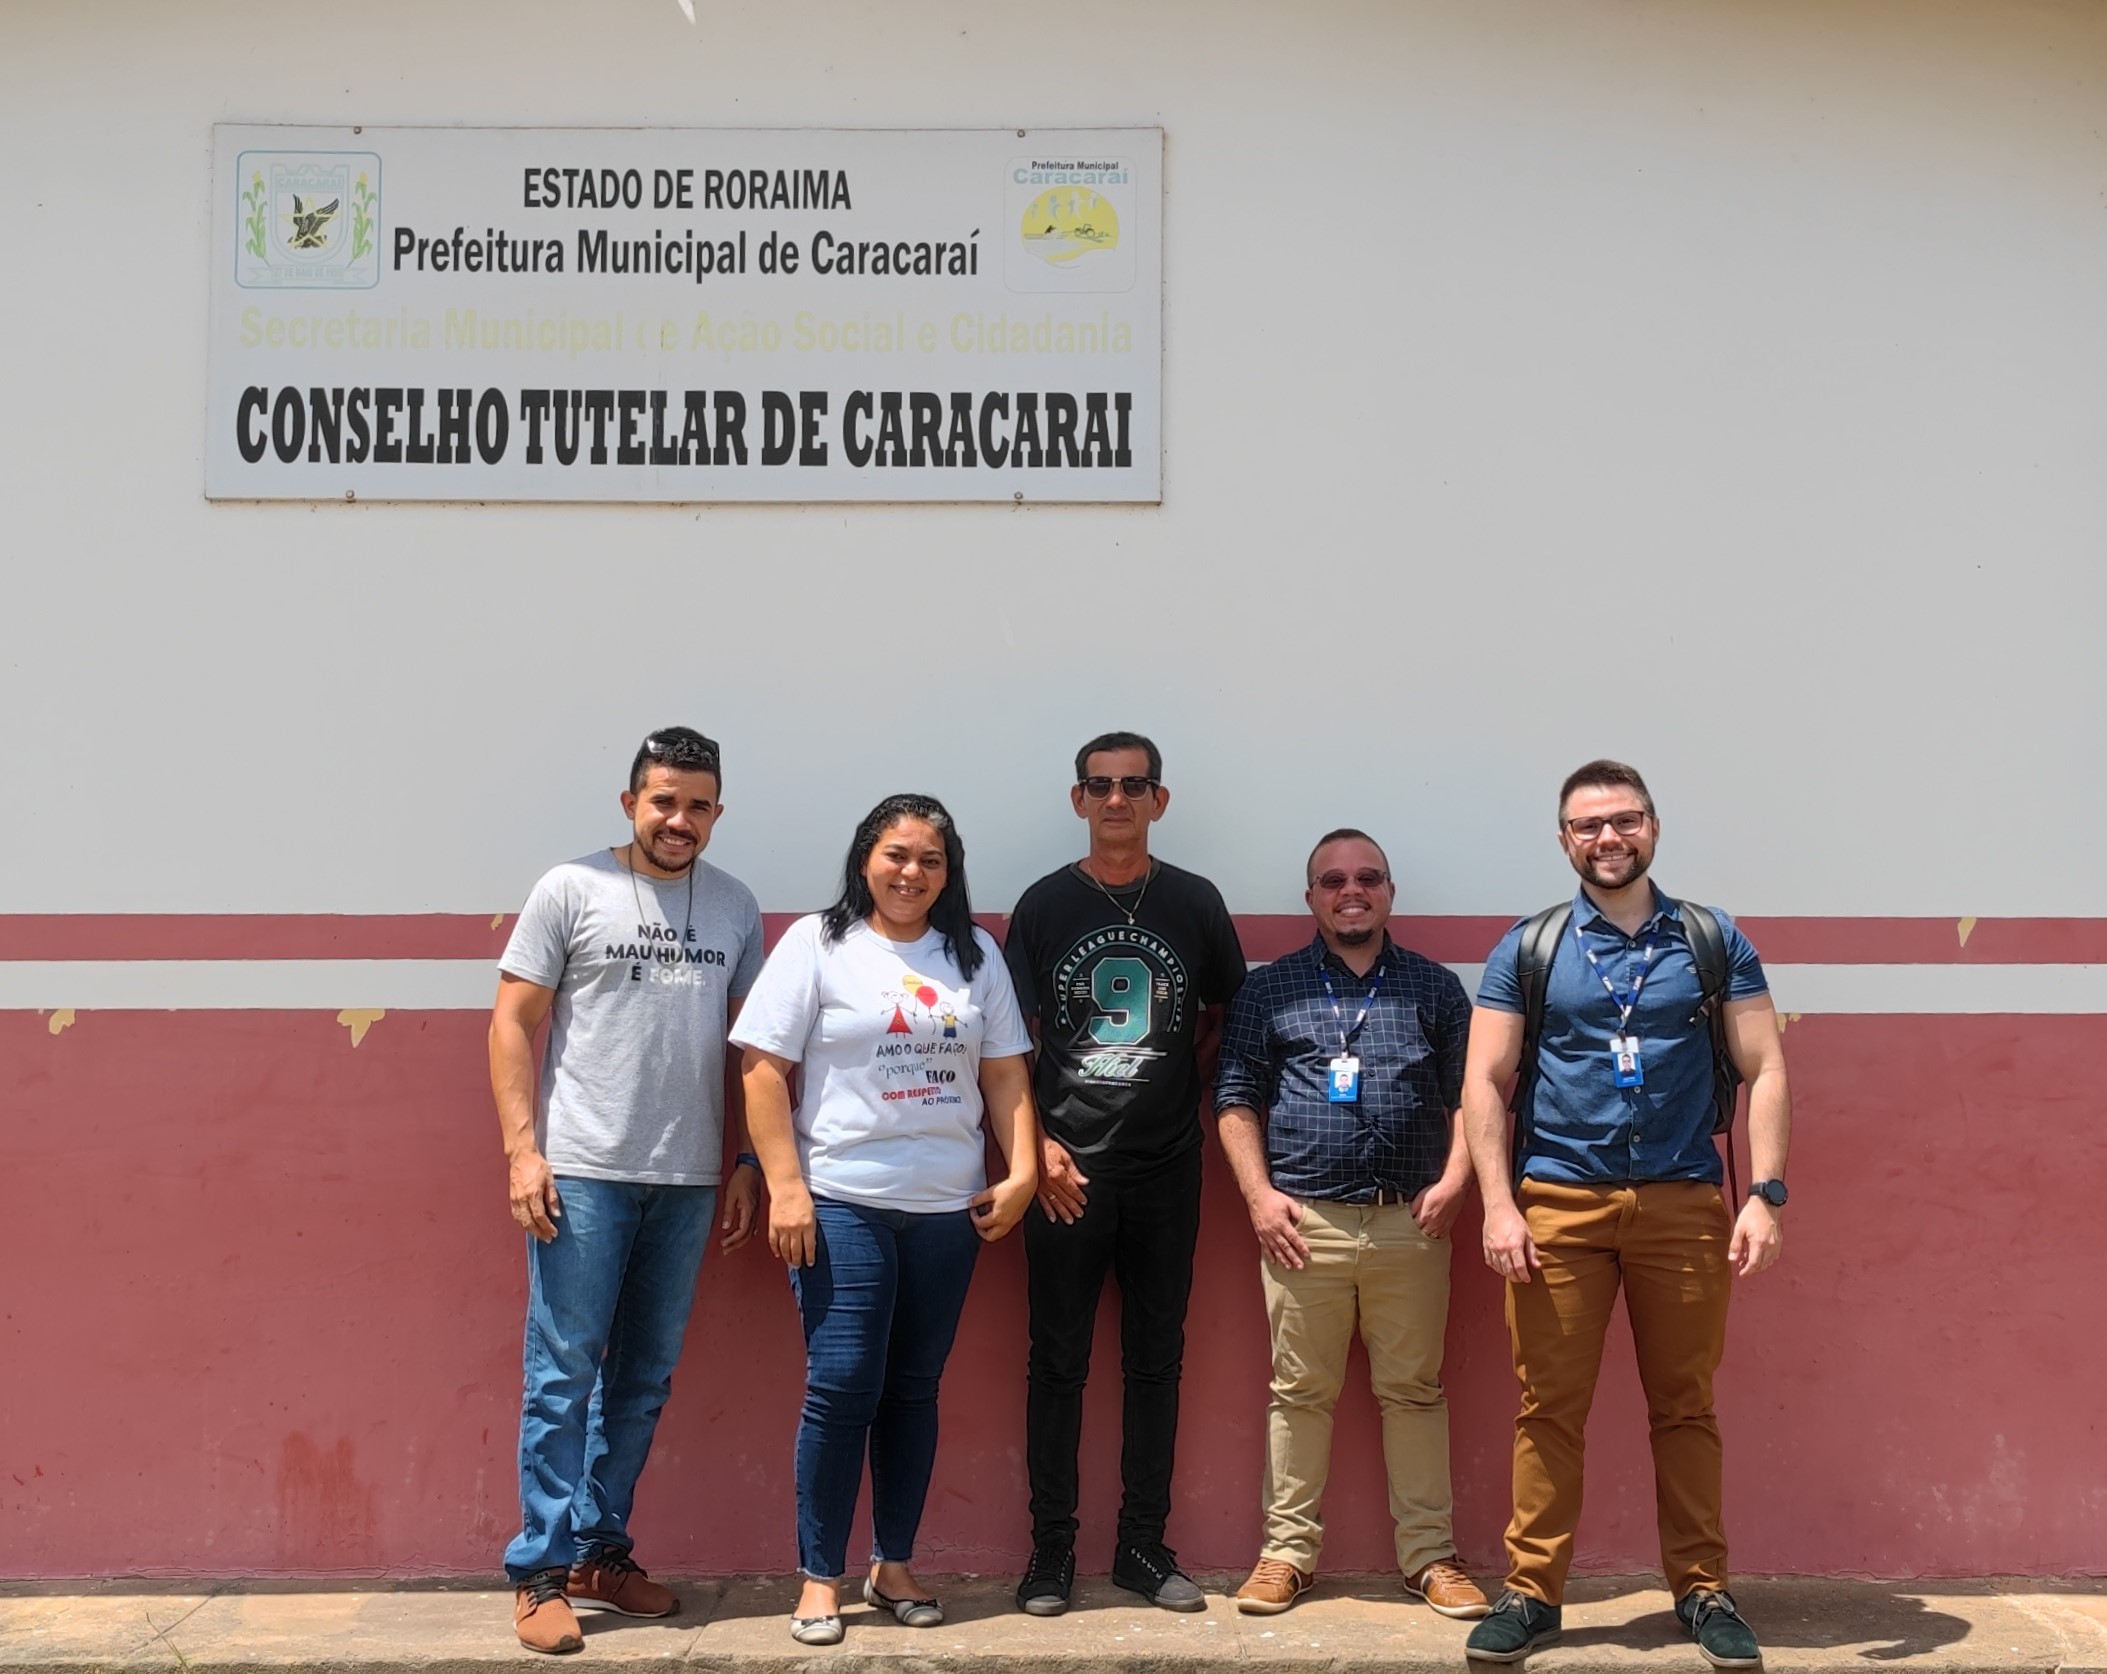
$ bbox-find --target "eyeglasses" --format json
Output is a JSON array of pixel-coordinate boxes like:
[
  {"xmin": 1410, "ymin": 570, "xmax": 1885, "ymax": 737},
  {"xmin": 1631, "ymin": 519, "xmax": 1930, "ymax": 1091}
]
[
  {"xmin": 1310, "ymin": 868, "xmax": 1391, "ymax": 892},
  {"xmin": 1564, "ymin": 811, "xmax": 1650, "ymax": 840},
  {"xmin": 1078, "ymin": 775, "xmax": 1158, "ymax": 800}
]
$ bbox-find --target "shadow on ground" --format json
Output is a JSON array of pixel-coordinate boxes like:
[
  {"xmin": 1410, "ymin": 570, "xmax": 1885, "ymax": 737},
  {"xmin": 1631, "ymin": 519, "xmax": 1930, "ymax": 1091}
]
[{"xmin": 1540, "ymin": 1579, "xmax": 1984, "ymax": 1661}]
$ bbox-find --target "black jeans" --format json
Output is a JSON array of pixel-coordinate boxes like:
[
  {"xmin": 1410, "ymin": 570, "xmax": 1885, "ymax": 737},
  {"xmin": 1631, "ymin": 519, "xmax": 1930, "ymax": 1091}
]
[{"xmin": 1024, "ymin": 1143, "xmax": 1204, "ymax": 1550}]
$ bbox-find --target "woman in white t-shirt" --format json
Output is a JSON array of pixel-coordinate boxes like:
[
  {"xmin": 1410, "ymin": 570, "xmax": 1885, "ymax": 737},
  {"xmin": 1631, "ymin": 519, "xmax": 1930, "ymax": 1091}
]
[{"xmin": 731, "ymin": 792, "xmax": 1038, "ymax": 1644}]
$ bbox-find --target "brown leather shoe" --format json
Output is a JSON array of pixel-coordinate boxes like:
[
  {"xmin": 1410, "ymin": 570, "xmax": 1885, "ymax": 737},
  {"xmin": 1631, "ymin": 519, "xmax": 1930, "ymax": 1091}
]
[
  {"xmin": 1405, "ymin": 1557, "xmax": 1491, "ymax": 1619},
  {"xmin": 515, "ymin": 1569, "xmax": 584, "ymax": 1654},
  {"xmin": 1235, "ymin": 1557, "xmax": 1313, "ymax": 1615},
  {"xmin": 569, "ymin": 1549, "xmax": 678, "ymax": 1617}
]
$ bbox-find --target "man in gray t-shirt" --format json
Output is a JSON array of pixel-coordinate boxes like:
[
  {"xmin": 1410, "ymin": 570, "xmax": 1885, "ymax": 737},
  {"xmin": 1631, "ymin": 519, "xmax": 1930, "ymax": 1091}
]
[{"xmin": 490, "ymin": 727, "xmax": 764, "ymax": 1655}]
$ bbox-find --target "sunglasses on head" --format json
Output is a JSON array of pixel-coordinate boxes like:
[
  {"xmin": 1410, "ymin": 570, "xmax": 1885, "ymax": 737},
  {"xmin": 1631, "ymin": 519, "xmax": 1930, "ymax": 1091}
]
[{"xmin": 642, "ymin": 733, "xmax": 720, "ymax": 764}]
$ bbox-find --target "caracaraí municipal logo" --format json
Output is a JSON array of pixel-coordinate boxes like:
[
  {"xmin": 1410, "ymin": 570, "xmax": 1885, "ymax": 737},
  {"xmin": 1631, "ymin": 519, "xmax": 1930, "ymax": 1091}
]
[
  {"xmin": 236, "ymin": 151, "xmax": 381, "ymax": 289},
  {"xmin": 1019, "ymin": 184, "xmax": 1120, "ymax": 267},
  {"xmin": 1005, "ymin": 153, "xmax": 1137, "ymax": 294}
]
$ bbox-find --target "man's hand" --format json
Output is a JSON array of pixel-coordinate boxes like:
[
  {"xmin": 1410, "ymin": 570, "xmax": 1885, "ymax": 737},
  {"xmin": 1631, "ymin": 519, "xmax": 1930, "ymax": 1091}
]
[
  {"xmin": 1482, "ymin": 1199, "xmax": 1541, "ymax": 1283},
  {"xmin": 509, "ymin": 1147, "xmax": 562, "ymax": 1243},
  {"xmin": 1247, "ymin": 1186, "xmax": 1310, "ymax": 1270},
  {"xmin": 971, "ymin": 1170, "xmax": 1036, "ymax": 1242},
  {"xmin": 1411, "ymin": 1173, "xmax": 1469, "ymax": 1240},
  {"xmin": 1037, "ymin": 1138, "xmax": 1089, "ymax": 1223},
  {"xmin": 1730, "ymin": 1199, "xmax": 1783, "ymax": 1276},
  {"xmin": 769, "ymin": 1180, "xmax": 819, "ymax": 1267},
  {"xmin": 720, "ymin": 1162, "xmax": 762, "ymax": 1252}
]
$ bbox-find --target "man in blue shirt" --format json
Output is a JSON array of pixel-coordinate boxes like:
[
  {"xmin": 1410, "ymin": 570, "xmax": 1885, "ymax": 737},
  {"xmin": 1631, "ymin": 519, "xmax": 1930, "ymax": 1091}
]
[
  {"xmin": 1215, "ymin": 829, "xmax": 1491, "ymax": 1621},
  {"xmin": 1460, "ymin": 761, "xmax": 1792, "ymax": 1670}
]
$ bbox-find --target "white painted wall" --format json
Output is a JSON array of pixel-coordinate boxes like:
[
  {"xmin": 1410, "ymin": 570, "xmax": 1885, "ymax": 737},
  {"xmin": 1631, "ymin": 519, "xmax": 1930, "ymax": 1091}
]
[{"xmin": 5, "ymin": 0, "xmax": 2103, "ymax": 918}]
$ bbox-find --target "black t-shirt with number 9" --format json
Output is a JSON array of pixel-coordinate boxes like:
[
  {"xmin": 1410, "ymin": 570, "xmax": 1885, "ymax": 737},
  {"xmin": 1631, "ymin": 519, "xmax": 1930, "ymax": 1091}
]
[{"xmin": 1003, "ymin": 860, "xmax": 1248, "ymax": 1181}]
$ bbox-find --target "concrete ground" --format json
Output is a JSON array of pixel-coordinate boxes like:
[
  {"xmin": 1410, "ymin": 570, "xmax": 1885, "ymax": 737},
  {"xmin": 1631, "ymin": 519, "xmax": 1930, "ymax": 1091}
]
[{"xmin": 2, "ymin": 1576, "xmax": 2103, "ymax": 1674}]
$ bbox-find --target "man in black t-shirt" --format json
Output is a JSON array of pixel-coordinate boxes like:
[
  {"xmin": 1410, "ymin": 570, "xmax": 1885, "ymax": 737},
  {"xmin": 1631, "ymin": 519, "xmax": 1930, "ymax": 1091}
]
[{"xmin": 1003, "ymin": 731, "xmax": 1248, "ymax": 1617}]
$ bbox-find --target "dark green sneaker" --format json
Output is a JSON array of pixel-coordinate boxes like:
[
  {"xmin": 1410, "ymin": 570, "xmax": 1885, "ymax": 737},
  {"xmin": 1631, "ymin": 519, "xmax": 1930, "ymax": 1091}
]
[
  {"xmin": 1678, "ymin": 1588, "xmax": 1761, "ymax": 1669},
  {"xmin": 1466, "ymin": 1589, "xmax": 1562, "ymax": 1662}
]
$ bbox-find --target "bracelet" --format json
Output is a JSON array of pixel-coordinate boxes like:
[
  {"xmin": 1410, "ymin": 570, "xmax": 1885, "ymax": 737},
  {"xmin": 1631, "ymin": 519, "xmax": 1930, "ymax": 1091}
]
[{"xmin": 734, "ymin": 1151, "xmax": 762, "ymax": 1172}]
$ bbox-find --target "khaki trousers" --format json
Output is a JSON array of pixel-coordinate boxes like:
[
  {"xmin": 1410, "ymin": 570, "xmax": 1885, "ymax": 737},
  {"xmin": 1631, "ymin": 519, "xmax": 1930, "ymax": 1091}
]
[
  {"xmin": 1504, "ymin": 1180, "xmax": 1732, "ymax": 1605},
  {"xmin": 1259, "ymin": 1199, "xmax": 1455, "ymax": 1576}
]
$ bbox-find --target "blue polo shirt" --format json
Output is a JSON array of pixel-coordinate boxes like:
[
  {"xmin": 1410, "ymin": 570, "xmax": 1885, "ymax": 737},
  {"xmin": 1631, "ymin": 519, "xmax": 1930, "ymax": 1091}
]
[{"xmin": 1476, "ymin": 888, "xmax": 1767, "ymax": 1186}]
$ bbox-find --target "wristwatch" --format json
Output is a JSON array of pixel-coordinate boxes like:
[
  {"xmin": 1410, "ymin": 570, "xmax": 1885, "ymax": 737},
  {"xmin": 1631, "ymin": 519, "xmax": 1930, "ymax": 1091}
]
[{"xmin": 1749, "ymin": 1179, "xmax": 1788, "ymax": 1208}]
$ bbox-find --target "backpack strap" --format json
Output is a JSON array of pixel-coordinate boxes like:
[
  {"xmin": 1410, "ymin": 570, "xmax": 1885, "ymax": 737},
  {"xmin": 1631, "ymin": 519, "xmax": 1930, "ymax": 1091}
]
[
  {"xmin": 1673, "ymin": 900, "xmax": 1744, "ymax": 1199},
  {"xmin": 1510, "ymin": 903, "xmax": 1572, "ymax": 1183}
]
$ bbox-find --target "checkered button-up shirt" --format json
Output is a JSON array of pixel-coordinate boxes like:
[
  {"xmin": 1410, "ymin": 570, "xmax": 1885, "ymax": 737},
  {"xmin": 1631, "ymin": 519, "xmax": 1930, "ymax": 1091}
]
[{"xmin": 1214, "ymin": 935, "xmax": 1469, "ymax": 1201}]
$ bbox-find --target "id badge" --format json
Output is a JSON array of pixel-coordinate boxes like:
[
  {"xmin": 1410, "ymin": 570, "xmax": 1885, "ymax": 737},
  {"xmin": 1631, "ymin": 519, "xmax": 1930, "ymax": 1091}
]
[
  {"xmin": 1327, "ymin": 1054, "xmax": 1361, "ymax": 1103},
  {"xmin": 1610, "ymin": 1033, "xmax": 1645, "ymax": 1089}
]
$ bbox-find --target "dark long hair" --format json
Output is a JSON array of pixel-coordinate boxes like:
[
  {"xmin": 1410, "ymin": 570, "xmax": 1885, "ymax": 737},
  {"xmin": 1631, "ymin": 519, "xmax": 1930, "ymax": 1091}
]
[{"xmin": 820, "ymin": 793, "xmax": 983, "ymax": 979}]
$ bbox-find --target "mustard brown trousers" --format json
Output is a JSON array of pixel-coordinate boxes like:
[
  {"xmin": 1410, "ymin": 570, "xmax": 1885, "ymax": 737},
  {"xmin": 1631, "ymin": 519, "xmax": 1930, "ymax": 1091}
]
[{"xmin": 1503, "ymin": 1179, "xmax": 1733, "ymax": 1605}]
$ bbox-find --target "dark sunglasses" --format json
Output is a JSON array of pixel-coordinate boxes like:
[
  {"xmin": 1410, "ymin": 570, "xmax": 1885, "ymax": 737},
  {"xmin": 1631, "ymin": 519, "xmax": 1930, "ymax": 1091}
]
[
  {"xmin": 1078, "ymin": 775, "xmax": 1159, "ymax": 800},
  {"xmin": 1310, "ymin": 868, "xmax": 1391, "ymax": 892}
]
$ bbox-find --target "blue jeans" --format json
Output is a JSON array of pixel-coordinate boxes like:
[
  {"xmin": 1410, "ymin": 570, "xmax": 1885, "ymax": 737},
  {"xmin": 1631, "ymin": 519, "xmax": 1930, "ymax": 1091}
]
[
  {"xmin": 790, "ymin": 1198, "xmax": 981, "ymax": 1579},
  {"xmin": 504, "ymin": 1178, "xmax": 716, "ymax": 1581}
]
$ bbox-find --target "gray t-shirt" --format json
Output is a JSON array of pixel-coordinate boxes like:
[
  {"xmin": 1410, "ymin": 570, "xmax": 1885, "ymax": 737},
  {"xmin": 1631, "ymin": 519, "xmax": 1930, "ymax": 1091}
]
[{"xmin": 500, "ymin": 849, "xmax": 765, "ymax": 1186}]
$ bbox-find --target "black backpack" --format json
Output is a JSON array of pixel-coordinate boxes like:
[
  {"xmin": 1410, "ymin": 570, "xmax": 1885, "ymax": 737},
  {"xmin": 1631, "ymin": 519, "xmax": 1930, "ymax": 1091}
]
[{"xmin": 1510, "ymin": 899, "xmax": 1744, "ymax": 1195}]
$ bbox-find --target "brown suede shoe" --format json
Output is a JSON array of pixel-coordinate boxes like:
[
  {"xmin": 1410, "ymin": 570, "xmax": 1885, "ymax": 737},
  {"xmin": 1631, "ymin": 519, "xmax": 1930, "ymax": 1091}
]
[
  {"xmin": 569, "ymin": 1549, "xmax": 678, "ymax": 1618},
  {"xmin": 1405, "ymin": 1557, "xmax": 1491, "ymax": 1619},
  {"xmin": 1235, "ymin": 1557, "xmax": 1313, "ymax": 1615},
  {"xmin": 515, "ymin": 1569, "xmax": 584, "ymax": 1654}
]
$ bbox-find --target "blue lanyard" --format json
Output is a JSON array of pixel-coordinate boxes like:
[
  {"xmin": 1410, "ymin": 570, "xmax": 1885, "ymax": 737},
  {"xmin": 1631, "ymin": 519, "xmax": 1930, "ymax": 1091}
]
[
  {"xmin": 1573, "ymin": 920, "xmax": 1658, "ymax": 1034},
  {"xmin": 1318, "ymin": 957, "xmax": 1384, "ymax": 1054}
]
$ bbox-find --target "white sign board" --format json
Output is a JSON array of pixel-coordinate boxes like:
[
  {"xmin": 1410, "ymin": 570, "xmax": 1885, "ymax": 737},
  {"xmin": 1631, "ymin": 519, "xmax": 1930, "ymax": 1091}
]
[{"xmin": 207, "ymin": 125, "xmax": 1161, "ymax": 503}]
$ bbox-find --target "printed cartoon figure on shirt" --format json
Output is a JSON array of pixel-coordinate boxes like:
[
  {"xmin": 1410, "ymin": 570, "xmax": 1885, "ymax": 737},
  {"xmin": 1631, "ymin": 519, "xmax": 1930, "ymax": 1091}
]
[{"xmin": 872, "ymin": 965, "xmax": 973, "ymax": 1104}]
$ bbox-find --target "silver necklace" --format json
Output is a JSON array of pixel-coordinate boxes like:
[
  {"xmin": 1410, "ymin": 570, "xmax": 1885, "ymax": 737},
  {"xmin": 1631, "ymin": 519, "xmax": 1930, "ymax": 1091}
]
[
  {"xmin": 1080, "ymin": 858, "xmax": 1153, "ymax": 925},
  {"xmin": 626, "ymin": 843, "xmax": 696, "ymax": 946}
]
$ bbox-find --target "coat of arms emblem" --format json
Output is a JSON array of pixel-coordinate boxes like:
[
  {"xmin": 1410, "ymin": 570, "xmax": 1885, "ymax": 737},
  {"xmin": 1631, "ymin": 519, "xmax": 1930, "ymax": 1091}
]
[{"xmin": 236, "ymin": 151, "xmax": 380, "ymax": 289}]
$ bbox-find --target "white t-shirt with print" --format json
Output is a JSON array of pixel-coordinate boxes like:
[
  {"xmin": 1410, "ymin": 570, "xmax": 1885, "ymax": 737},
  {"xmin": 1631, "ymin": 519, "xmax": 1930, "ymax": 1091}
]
[{"xmin": 729, "ymin": 915, "xmax": 1032, "ymax": 1212}]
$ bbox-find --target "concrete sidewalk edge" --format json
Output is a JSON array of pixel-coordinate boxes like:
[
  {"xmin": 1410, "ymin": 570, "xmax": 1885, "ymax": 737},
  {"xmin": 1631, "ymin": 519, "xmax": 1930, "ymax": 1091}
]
[{"xmin": 2, "ymin": 1576, "xmax": 2104, "ymax": 1674}]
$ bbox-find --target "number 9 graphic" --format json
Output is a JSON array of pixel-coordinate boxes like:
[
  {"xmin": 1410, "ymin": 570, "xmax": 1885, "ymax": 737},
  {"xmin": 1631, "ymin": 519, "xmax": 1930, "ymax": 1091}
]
[{"xmin": 1088, "ymin": 956, "xmax": 1153, "ymax": 1046}]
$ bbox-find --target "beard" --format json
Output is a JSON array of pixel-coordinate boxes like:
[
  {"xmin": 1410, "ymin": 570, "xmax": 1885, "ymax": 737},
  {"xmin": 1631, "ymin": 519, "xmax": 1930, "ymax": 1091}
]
[
  {"xmin": 1333, "ymin": 924, "xmax": 1378, "ymax": 945},
  {"xmin": 637, "ymin": 831, "xmax": 698, "ymax": 874},
  {"xmin": 1579, "ymin": 847, "xmax": 1651, "ymax": 889}
]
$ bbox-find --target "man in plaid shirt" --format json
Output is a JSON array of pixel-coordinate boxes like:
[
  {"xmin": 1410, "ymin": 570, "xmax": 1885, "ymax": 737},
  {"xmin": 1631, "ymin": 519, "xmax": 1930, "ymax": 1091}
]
[{"xmin": 1213, "ymin": 829, "xmax": 1489, "ymax": 1621}]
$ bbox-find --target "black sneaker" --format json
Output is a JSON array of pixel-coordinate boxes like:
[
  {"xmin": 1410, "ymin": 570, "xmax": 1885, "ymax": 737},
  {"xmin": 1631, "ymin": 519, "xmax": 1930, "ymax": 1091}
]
[
  {"xmin": 1015, "ymin": 1541, "xmax": 1075, "ymax": 1616},
  {"xmin": 1112, "ymin": 1540, "xmax": 1207, "ymax": 1612},
  {"xmin": 1678, "ymin": 1588, "xmax": 1761, "ymax": 1668},
  {"xmin": 1465, "ymin": 1589, "xmax": 1562, "ymax": 1662}
]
